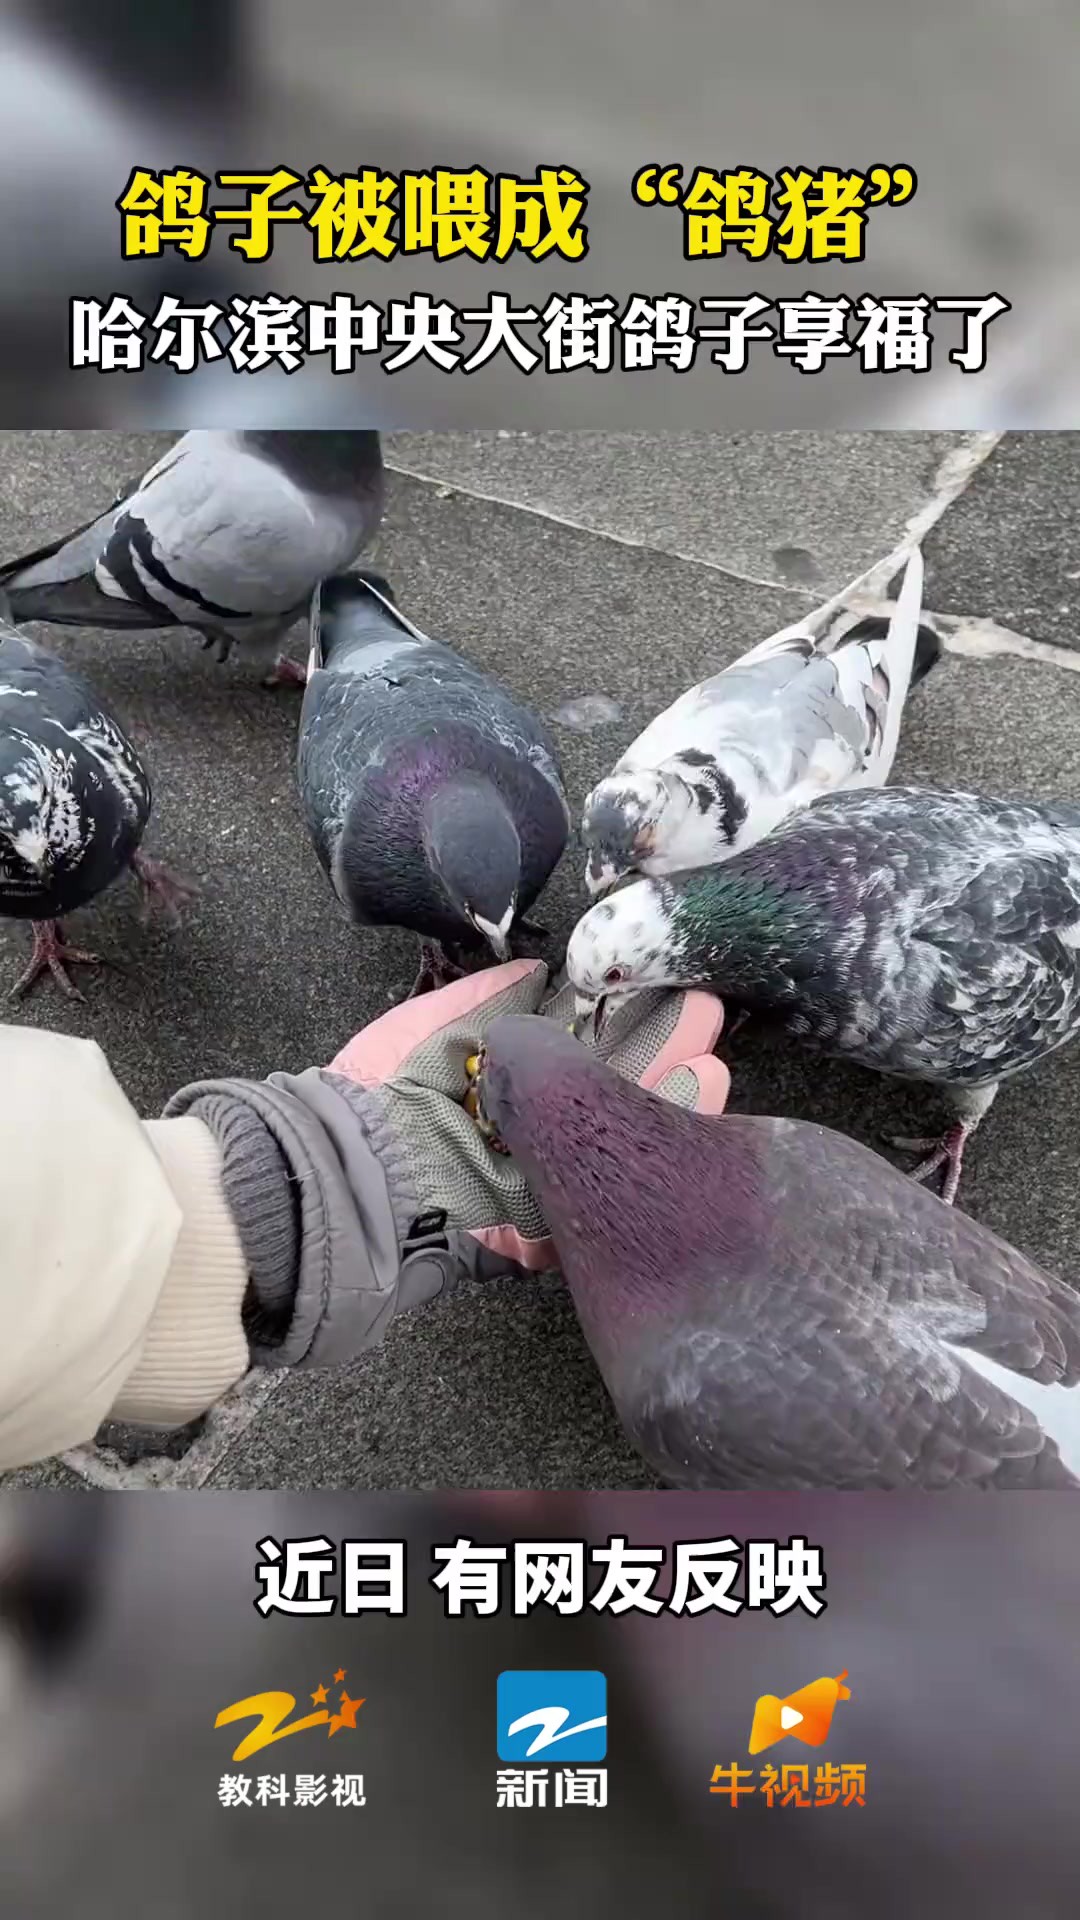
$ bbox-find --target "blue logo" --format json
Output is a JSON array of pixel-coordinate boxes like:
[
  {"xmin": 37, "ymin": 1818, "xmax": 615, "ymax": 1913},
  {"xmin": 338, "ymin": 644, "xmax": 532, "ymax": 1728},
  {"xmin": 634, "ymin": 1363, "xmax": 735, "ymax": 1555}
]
[{"xmin": 497, "ymin": 1670, "xmax": 607, "ymax": 1762}]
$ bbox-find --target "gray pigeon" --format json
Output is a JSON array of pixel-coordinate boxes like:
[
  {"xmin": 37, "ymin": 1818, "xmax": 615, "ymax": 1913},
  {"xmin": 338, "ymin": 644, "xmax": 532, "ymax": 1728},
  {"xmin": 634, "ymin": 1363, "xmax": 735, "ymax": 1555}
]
[
  {"xmin": 568, "ymin": 785, "xmax": 1080, "ymax": 1201},
  {"xmin": 477, "ymin": 1016, "xmax": 1080, "ymax": 1490},
  {"xmin": 0, "ymin": 430, "xmax": 384, "ymax": 684},
  {"xmin": 581, "ymin": 548, "xmax": 938, "ymax": 894},
  {"xmin": 297, "ymin": 571, "xmax": 571, "ymax": 992},
  {"xmin": 0, "ymin": 621, "xmax": 189, "ymax": 998}
]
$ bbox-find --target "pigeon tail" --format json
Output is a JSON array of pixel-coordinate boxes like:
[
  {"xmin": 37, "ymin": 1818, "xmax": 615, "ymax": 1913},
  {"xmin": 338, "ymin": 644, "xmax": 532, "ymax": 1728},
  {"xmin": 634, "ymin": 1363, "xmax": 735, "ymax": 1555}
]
[
  {"xmin": 0, "ymin": 482, "xmax": 141, "ymax": 625},
  {"xmin": 311, "ymin": 569, "xmax": 428, "ymax": 669}
]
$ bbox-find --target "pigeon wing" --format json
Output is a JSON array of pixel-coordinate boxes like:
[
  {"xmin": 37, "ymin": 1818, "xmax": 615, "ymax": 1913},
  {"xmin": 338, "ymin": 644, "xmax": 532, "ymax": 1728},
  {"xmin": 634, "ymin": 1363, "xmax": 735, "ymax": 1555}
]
[
  {"xmin": 632, "ymin": 1115, "xmax": 1080, "ymax": 1490},
  {"xmin": 100, "ymin": 433, "xmax": 375, "ymax": 624}
]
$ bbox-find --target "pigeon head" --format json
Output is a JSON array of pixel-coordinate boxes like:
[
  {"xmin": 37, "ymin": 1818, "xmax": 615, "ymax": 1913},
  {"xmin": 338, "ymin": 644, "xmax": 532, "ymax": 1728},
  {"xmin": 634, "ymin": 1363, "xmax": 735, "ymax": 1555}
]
[
  {"xmin": 0, "ymin": 730, "xmax": 78, "ymax": 905},
  {"xmin": 569, "ymin": 856, "xmax": 833, "ymax": 1030},
  {"xmin": 581, "ymin": 769, "xmax": 691, "ymax": 895},
  {"xmin": 567, "ymin": 879, "xmax": 689, "ymax": 1029},
  {"xmin": 478, "ymin": 1015, "xmax": 742, "ymax": 1361},
  {"xmin": 422, "ymin": 774, "xmax": 522, "ymax": 959}
]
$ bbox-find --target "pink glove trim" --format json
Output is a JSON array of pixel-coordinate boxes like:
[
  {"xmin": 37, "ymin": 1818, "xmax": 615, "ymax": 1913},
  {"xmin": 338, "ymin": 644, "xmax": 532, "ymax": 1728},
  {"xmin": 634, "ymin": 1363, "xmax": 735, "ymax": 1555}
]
[
  {"xmin": 470, "ymin": 1223, "xmax": 558, "ymax": 1272},
  {"xmin": 329, "ymin": 959, "xmax": 546, "ymax": 1084},
  {"xmin": 636, "ymin": 989, "xmax": 726, "ymax": 1093}
]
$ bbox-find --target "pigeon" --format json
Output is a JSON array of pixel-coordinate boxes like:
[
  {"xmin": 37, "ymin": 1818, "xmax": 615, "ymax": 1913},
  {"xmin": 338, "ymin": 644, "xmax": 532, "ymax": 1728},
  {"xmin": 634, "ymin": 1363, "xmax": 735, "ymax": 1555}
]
[
  {"xmin": 567, "ymin": 785, "xmax": 1080, "ymax": 1202},
  {"xmin": 0, "ymin": 430, "xmax": 384, "ymax": 685},
  {"xmin": 581, "ymin": 547, "xmax": 936, "ymax": 895},
  {"xmin": 297, "ymin": 571, "xmax": 571, "ymax": 992},
  {"xmin": 0, "ymin": 621, "xmax": 189, "ymax": 998},
  {"xmin": 476, "ymin": 1015, "xmax": 1080, "ymax": 1490}
]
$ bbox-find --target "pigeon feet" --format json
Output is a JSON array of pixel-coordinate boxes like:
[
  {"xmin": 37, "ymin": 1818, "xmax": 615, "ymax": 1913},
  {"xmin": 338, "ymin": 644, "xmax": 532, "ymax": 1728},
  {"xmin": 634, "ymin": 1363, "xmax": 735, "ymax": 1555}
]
[
  {"xmin": 408, "ymin": 941, "xmax": 467, "ymax": 998},
  {"xmin": 263, "ymin": 654, "xmax": 309, "ymax": 691},
  {"xmin": 8, "ymin": 921, "xmax": 103, "ymax": 1003},
  {"xmin": 131, "ymin": 853, "xmax": 200, "ymax": 926},
  {"xmin": 200, "ymin": 632, "xmax": 234, "ymax": 665},
  {"xmin": 888, "ymin": 1122, "xmax": 971, "ymax": 1206}
]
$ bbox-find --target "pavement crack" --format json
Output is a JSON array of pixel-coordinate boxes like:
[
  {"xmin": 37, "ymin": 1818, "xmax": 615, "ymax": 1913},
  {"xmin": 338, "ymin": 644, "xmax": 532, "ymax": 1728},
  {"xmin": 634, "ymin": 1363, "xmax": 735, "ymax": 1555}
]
[
  {"xmin": 386, "ymin": 429, "xmax": 1004, "ymax": 602},
  {"xmin": 826, "ymin": 591, "xmax": 1080, "ymax": 673},
  {"xmin": 935, "ymin": 616, "xmax": 1080, "ymax": 672},
  {"xmin": 385, "ymin": 454, "xmax": 813, "ymax": 591},
  {"xmin": 61, "ymin": 1368, "xmax": 290, "ymax": 1490}
]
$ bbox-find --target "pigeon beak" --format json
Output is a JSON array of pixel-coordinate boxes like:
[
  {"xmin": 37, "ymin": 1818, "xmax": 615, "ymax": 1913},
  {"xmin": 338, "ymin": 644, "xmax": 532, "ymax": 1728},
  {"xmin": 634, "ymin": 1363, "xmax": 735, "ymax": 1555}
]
[
  {"xmin": 473, "ymin": 918, "xmax": 511, "ymax": 962},
  {"xmin": 472, "ymin": 901, "xmax": 516, "ymax": 964},
  {"xmin": 10, "ymin": 827, "xmax": 51, "ymax": 876},
  {"xmin": 572, "ymin": 992, "xmax": 604, "ymax": 1040},
  {"xmin": 586, "ymin": 862, "xmax": 618, "ymax": 898}
]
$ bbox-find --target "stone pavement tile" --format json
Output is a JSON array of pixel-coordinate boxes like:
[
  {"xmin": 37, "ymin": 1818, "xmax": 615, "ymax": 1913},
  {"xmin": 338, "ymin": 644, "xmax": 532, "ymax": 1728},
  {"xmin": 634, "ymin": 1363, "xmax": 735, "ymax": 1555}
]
[
  {"xmin": 923, "ymin": 431, "xmax": 1080, "ymax": 648},
  {"xmin": 0, "ymin": 1462, "xmax": 90, "ymax": 1490},
  {"xmin": 390, "ymin": 430, "xmax": 963, "ymax": 590},
  {"xmin": 211, "ymin": 1278, "xmax": 658, "ymax": 1490}
]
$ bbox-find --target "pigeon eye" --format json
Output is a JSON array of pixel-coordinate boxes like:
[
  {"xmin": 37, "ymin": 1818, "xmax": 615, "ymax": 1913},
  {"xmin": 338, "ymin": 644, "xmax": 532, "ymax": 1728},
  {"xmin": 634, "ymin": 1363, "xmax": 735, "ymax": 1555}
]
[{"xmin": 603, "ymin": 965, "xmax": 625, "ymax": 986}]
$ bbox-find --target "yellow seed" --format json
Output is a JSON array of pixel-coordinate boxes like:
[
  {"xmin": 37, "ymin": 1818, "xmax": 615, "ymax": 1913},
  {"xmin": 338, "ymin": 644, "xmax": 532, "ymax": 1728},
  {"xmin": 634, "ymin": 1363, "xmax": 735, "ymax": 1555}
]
[{"xmin": 465, "ymin": 1053, "xmax": 481, "ymax": 1078}]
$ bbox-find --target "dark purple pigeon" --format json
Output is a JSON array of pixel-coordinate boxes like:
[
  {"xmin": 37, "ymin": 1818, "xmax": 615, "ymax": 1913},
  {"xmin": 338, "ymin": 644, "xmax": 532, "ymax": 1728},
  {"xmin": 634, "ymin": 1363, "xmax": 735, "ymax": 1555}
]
[
  {"xmin": 478, "ymin": 1015, "xmax": 1080, "ymax": 1490},
  {"xmin": 297, "ymin": 572, "xmax": 570, "ymax": 995}
]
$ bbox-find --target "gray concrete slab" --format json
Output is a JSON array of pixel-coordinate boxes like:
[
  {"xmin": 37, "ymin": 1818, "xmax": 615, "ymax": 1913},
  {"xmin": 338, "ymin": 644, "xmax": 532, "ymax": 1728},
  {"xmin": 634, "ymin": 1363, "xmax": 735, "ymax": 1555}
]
[
  {"xmin": 923, "ymin": 431, "xmax": 1080, "ymax": 648},
  {"xmin": 390, "ymin": 431, "xmax": 963, "ymax": 589},
  {"xmin": 4, "ymin": 428, "xmax": 1080, "ymax": 1490},
  {"xmin": 0, "ymin": 1461, "xmax": 89, "ymax": 1490}
]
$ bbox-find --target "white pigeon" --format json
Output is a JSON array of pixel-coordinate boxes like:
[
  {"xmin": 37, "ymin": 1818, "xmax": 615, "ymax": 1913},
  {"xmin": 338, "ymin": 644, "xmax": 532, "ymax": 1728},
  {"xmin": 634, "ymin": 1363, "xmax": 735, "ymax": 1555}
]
[{"xmin": 581, "ymin": 547, "xmax": 934, "ymax": 894}]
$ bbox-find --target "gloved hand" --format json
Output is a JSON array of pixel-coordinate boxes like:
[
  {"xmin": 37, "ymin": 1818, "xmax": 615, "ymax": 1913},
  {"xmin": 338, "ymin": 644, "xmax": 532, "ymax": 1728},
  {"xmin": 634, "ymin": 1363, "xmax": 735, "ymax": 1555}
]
[
  {"xmin": 165, "ymin": 961, "xmax": 728, "ymax": 1378},
  {"xmin": 329, "ymin": 958, "xmax": 730, "ymax": 1274}
]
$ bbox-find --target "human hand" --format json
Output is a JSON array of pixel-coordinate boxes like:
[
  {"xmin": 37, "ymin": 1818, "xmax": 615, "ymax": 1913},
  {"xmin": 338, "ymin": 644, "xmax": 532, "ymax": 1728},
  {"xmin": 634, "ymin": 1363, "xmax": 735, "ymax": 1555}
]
[{"xmin": 330, "ymin": 960, "xmax": 729, "ymax": 1274}]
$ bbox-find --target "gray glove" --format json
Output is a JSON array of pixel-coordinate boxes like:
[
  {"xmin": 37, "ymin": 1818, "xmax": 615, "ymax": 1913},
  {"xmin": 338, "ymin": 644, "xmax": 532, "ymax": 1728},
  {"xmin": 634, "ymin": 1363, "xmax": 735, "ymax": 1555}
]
[{"xmin": 165, "ymin": 958, "xmax": 727, "ymax": 1372}]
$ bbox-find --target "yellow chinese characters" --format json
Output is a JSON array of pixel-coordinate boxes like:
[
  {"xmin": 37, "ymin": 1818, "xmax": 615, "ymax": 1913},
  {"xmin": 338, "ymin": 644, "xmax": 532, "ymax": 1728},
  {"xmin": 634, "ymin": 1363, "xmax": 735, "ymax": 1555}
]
[
  {"xmin": 118, "ymin": 167, "xmax": 591, "ymax": 265},
  {"xmin": 631, "ymin": 163, "xmax": 917, "ymax": 261}
]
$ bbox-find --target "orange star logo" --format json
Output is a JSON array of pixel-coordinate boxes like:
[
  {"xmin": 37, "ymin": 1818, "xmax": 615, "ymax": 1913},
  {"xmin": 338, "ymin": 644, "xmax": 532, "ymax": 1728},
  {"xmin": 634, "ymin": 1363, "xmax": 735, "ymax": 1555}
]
[
  {"xmin": 329, "ymin": 1690, "xmax": 365, "ymax": 1738},
  {"xmin": 214, "ymin": 1670, "xmax": 365, "ymax": 1761}
]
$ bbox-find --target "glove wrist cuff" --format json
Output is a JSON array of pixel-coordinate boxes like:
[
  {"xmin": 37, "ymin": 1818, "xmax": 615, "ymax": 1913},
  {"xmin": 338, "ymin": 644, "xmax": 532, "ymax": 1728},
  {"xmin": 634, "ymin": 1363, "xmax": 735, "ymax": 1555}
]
[{"xmin": 171, "ymin": 1087, "xmax": 301, "ymax": 1345}]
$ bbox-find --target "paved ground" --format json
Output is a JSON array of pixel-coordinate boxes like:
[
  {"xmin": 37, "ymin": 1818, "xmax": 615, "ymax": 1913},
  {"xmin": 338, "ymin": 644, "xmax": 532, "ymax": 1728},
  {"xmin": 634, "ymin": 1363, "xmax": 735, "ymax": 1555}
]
[{"xmin": 4, "ymin": 429, "xmax": 1080, "ymax": 1490}]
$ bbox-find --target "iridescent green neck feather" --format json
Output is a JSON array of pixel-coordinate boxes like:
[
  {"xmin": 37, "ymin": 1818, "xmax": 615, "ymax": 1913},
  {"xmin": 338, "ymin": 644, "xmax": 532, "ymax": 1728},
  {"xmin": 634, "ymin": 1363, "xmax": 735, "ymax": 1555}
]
[{"xmin": 663, "ymin": 865, "xmax": 826, "ymax": 1002}]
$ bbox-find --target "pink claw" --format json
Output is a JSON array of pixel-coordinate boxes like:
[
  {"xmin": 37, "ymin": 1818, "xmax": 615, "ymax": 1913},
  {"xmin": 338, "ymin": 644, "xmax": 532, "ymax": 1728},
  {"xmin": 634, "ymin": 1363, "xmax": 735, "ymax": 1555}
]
[
  {"xmin": 131, "ymin": 853, "xmax": 200, "ymax": 926},
  {"xmin": 8, "ymin": 921, "xmax": 103, "ymax": 1003},
  {"xmin": 263, "ymin": 654, "xmax": 309, "ymax": 690}
]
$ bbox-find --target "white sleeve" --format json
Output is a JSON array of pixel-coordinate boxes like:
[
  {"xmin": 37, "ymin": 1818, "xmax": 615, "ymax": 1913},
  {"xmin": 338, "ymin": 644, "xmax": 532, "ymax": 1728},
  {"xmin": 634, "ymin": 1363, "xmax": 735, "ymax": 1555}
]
[{"xmin": 0, "ymin": 1028, "xmax": 249, "ymax": 1470}]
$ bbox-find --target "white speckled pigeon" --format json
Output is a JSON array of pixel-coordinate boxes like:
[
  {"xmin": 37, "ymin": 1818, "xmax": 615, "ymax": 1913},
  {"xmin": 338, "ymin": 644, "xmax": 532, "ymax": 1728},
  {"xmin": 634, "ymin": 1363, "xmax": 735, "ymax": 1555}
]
[
  {"xmin": 0, "ymin": 620, "xmax": 190, "ymax": 998},
  {"xmin": 297, "ymin": 571, "xmax": 571, "ymax": 994},
  {"xmin": 0, "ymin": 430, "xmax": 384, "ymax": 686},
  {"xmin": 477, "ymin": 1016, "xmax": 1080, "ymax": 1490},
  {"xmin": 581, "ymin": 548, "xmax": 936, "ymax": 895},
  {"xmin": 568, "ymin": 785, "xmax": 1080, "ymax": 1202}
]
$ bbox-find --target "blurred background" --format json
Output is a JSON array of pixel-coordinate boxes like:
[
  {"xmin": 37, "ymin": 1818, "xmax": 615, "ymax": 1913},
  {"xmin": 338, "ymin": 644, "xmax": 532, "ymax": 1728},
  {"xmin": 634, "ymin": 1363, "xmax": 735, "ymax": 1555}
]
[
  {"xmin": 1, "ymin": 1491, "xmax": 1078, "ymax": 1917},
  {"xmin": 3, "ymin": 0, "xmax": 1080, "ymax": 425}
]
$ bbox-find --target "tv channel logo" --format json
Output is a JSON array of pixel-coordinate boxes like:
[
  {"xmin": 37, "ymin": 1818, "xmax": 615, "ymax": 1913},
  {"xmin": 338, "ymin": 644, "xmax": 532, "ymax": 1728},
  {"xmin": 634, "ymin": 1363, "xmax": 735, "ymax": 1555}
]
[{"xmin": 497, "ymin": 1670, "xmax": 607, "ymax": 1763}]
